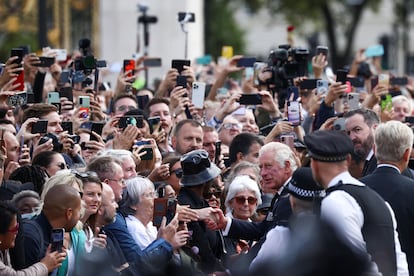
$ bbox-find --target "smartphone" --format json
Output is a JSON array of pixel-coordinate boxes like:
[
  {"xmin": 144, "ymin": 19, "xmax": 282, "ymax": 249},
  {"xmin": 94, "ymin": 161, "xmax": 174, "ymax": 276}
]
[
  {"xmin": 51, "ymin": 228, "xmax": 64, "ymax": 253},
  {"xmin": 59, "ymin": 87, "xmax": 73, "ymax": 102},
  {"xmin": 214, "ymin": 141, "xmax": 221, "ymax": 165},
  {"xmin": 287, "ymin": 86, "xmax": 299, "ymax": 101},
  {"xmin": 316, "ymin": 80, "xmax": 329, "ymax": 96},
  {"xmin": 336, "ymin": 69, "xmax": 348, "ymax": 84},
  {"xmin": 238, "ymin": 94, "xmax": 262, "ymax": 105},
  {"xmin": 119, "ymin": 115, "xmax": 144, "ymax": 129},
  {"xmin": 253, "ymin": 62, "xmax": 267, "ymax": 85},
  {"xmin": 378, "ymin": 74, "xmax": 389, "ymax": 86},
  {"xmin": 11, "ymin": 48, "xmax": 25, "ymax": 91},
  {"xmin": 365, "ymin": 44, "xmax": 384, "ymax": 58},
  {"xmin": 390, "ymin": 77, "xmax": 408, "ymax": 86},
  {"xmin": 287, "ymin": 101, "xmax": 300, "ymax": 125},
  {"xmin": 380, "ymin": 94, "xmax": 393, "ymax": 111},
  {"xmin": 61, "ymin": 121, "xmax": 73, "ymax": 135},
  {"xmin": 316, "ymin": 45, "xmax": 329, "ymax": 57},
  {"xmin": 176, "ymin": 75, "xmax": 187, "ymax": 88},
  {"xmin": 11, "ymin": 48, "xmax": 24, "ymax": 66},
  {"xmin": 191, "ymin": 82, "xmax": 206, "ymax": 109},
  {"xmin": 347, "ymin": 93, "xmax": 360, "ymax": 110},
  {"xmin": 90, "ymin": 122, "xmax": 104, "ymax": 141},
  {"xmin": 171, "ymin": 59, "xmax": 190, "ymax": 74},
  {"xmin": 153, "ymin": 198, "xmax": 177, "ymax": 228},
  {"xmin": 31, "ymin": 120, "xmax": 48, "ymax": 134},
  {"xmin": 300, "ymin": 79, "xmax": 319, "ymax": 90},
  {"xmin": 221, "ymin": 46, "xmax": 233, "ymax": 59},
  {"xmin": 139, "ymin": 146, "xmax": 154, "ymax": 161},
  {"xmin": 136, "ymin": 95, "xmax": 149, "ymax": 110},
  {"xmin": 345, "ymin": 81, "xmax": 352, "ymax": 93},
  {"xmin": 54, "ymin": 49, "xmax": 67, "ymax": 61},
  {"xmin": 47, "ymin": 92, "xmax": 60, "ymax": 104},
  {"xmin": 280, "ymin": 135, "xmax": 295, "ymax": 149},
  {"xmin": 148, "ymin": 116, "xmax": 161, "ymax": 134},
  {"xmin": 244, "ymin": 67, "xmax": 254, "ymax": 80},
  {"xmin": 347, "ymin": 77, "xmax": 364, "ymax": 88},
  {"xmin": 333, "ymin": 118, "xmax": 346, "ymax": 132},
  {"xmin": 123, "ymin": 59, "xmax": 135, "ymax": 77},
  {"xmin": 36, "ymin": 56, "xmax": 55, "ymax": 67},
  {"xmin": 78, "ymin": 96, "xmax": 90, "ymax": 119},
  {"xmin": 59, "ymin": 70, "xmax": 70, "ymax": 85},
  {"xmin": 237, "ymin": 57, "xmax": 256, "ymax": 67},
  {"xmin": 405, "ymin": 116, "xmax": 414, "ymax": 125},
  {"xmin": 196, "ymin": 55, "xmax": 212, "ymax": 65},
  {"xmin": 7, "ymin": 92, "xmax": 27, "ymax": 106},
  {"xmin": 371, "ymin": 76, "xmax": 379, "ymax": 90},
  {"xmin": 143, "ymin": 58, "xmax": 162, "ymax": 67}
]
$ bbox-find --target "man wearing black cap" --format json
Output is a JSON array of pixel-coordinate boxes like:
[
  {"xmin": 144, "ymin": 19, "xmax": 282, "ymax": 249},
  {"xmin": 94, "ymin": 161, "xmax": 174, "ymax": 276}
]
[
  {"xmin": 250, "ymin": 167, "xmax": 325, "ymax": 271},
  {"xmin": 304, "ymin": 130, "xmax": 399, "ymax": 276},
  {"xmin": 177, "ymin": 149, "xmax": 225, "ymax": 274}
]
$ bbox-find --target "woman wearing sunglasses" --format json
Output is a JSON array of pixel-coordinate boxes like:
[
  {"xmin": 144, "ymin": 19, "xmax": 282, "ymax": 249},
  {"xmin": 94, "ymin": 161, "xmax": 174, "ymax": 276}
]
[
  {"xmin": 223, "ymin": 175, "xmax": 261, "ymax": 264},
  {"xmin": 0, "ymin": 201, "xmax": 66, "ymax": 275}
]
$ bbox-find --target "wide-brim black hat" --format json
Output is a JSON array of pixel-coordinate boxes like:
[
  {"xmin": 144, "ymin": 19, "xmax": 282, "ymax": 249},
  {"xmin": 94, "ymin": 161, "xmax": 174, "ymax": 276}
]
[{"xmin": 180, "ymin": 149, "xmax": 221, "ymax": 187}]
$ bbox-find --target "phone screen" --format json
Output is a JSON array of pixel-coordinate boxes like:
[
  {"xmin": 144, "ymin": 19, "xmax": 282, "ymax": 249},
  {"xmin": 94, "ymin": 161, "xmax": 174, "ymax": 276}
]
[
  {"xmin": 123, "ymin": 59, "xmax": 135, "ymax": 77},
  {"xmin": 287, "ymin": 101, "xmax": 300, "ymax": 125},
  {"xmin": 51, "ymin": 228, "xmax": 64, "ymax": 252}
]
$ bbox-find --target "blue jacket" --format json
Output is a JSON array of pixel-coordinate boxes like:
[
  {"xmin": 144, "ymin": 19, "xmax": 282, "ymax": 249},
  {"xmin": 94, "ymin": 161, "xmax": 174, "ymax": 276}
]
[{"xmin": 103, "ymin": 212, "xmax": 173, "ymax": 275}]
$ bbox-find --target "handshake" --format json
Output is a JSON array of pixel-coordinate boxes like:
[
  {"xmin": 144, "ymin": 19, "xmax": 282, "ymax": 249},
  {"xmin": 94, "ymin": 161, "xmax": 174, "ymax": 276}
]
[{"xmin": 204, "ymin": 208, "xmax": 228, "ymax": 231}]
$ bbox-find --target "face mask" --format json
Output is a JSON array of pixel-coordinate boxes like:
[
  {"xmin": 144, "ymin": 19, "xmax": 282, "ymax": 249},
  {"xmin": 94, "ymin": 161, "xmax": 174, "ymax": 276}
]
[{"xmin": 21, "ymin": 213, "xmax": 36, "ymax": 220}]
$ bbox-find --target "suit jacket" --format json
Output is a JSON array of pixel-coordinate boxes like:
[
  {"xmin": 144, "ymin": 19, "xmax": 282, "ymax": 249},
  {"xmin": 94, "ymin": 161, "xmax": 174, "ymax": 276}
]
[
  {"xmin": 360, "ymin": 166, "xmax": 414, "ymax": 274},
  {"xmin": 228, "ymin": 192, "xmax": 292, "ymax": 241},
  {"xmin": 362, "ymin": 155, "xmax": 414, "ymax": 179},
  {"xmin": 225, "ymin": 193, "xmax": 292, "ymax": 275}
]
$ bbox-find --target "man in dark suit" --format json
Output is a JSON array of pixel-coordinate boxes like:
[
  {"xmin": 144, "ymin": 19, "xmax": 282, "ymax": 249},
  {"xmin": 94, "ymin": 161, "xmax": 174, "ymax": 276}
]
[
  {"xmin": 360, "ymin": 120, "xmax": 414, "ymax": 274},
  {"xmin": 209, "ymin": 142, "xmax": 297, "ymax": 274},
  {"xmin": 344, "ymin": 108, "xmax": 414, "ymax": 179}
]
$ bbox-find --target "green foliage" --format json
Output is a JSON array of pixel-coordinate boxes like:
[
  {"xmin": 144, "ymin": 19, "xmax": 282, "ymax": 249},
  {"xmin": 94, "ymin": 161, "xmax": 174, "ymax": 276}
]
[
  {"xmin": 0, "ymin": 32, "xmax": 38, "ymax": 62},
  {"xmin": 204, "ymin": 0, "xmax": 246, "ymax": 59}
]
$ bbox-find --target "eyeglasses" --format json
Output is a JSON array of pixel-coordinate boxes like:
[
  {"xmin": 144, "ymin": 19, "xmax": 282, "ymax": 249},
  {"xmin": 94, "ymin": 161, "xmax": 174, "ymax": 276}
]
[
  {"xmin": 257, "ymin": 207, "xmax": 270, "ymax": 216},
  {"xmin": 108, "ymin": 178, "xmax": 125, "ymax": 185},
  {"xmin": 220, "ymin": 123, "xmax": 242, "ymax": 131},
  {"xmin": 203, "ymin": 190, "xmax": 222, "ymax": 199},
  {"xmin": 143, "ymin": 191, "xmax": 157, "ymax": 198},
  {"xmin": 57, "ymin": 163, "xmax": 67, "ymax": 170},
  {"xmin": 7, "ymin": 223, "xmax": 19, "ymax": 234},
  {"xmin": 172, "ymin": 169, "xmax": 183, "ymax": 178},
  {"xmin": 116, "ymin": 105, "xmax": 136, "ymax": 112},
  {"xmin": 234, "ymin": 196, "xmax": 257, "ymax": 205}
]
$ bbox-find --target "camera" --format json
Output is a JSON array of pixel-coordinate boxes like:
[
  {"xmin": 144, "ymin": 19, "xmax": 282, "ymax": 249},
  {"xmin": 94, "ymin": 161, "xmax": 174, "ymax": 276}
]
[
  {"xmin": 39, "ymin": 133, "xmax": 63, "ymax": 152},
  {"xmin": 264, "ymin": 45, "xmax": 309, "ymax": 108}
]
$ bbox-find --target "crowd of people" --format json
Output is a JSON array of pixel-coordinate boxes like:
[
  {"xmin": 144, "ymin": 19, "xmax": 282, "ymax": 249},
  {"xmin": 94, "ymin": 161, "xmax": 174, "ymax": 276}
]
[{"xmin": 0, "ymin": 38, "xmax": 413, "ymax": 276}]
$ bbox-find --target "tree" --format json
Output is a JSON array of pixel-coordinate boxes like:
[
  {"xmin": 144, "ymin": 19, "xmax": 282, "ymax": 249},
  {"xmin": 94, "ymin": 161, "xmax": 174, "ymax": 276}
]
[
  {"xmin": 204, "ymin": 0, "xmax": 246, "ymax": 59},
  {"xmin": 234, "ymin": 0, "xmax": 382, "ymax": 69}
]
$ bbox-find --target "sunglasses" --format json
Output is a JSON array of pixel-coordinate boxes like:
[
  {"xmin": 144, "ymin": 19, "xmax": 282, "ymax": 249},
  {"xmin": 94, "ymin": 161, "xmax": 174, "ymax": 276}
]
[
  {"xmin": 73, "ymin": 170, "xmax": 98, "ymax": 179},
  {"xmin": 172, "ymin": 169, "xmax": 183, "ymax": 178},
  {"xmin": 203, "ymin": 190, "xmax": 222, "ymax": 199},
  {"xmin": 8, "ymin": 223, "xmax": 19, "ymax": 234},
  {"xmin": 234, "ymin": 196, "xmax": 257, "ymax": 205},
  {"xmin": 257, "ymin": 207, "xmax": 270, "ymax": 216}
]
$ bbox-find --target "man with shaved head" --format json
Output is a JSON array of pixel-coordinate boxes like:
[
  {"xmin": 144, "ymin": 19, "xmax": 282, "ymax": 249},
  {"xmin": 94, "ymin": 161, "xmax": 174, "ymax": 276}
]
[{"xmin": 23, "ymin": 184, "xmax": 82, "ymax": 267}]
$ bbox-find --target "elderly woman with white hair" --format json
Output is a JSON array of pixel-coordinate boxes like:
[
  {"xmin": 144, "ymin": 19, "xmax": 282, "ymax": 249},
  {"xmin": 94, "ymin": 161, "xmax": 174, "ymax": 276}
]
[
  {"xmin": 392, "ymin": 94, "xmax": 412, "ymax": 122},
  {"xmin": 223, "ymin": 175, "xmax": 262, "ymax": 259},
  {"xmin": 123, "ymin": 176, "xmax": 189, "ymax": 251}
]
